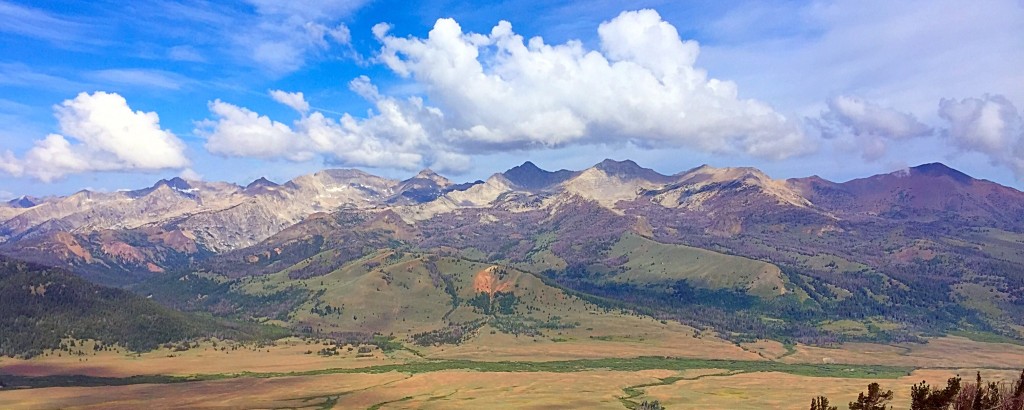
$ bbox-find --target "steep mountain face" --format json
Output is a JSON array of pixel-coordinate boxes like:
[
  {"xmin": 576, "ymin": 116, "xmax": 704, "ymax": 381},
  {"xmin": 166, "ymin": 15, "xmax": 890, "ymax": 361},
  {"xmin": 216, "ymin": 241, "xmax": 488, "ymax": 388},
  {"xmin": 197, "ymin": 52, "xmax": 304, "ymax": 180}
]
[
  {"xmin": 625, "ymin": 164, "xmax": 824, "ymax": 236},
  {"xmin": 195, "ymin": 162, "xmax": 1024, "ymax": 345},
  {"xmin": 791, "ymin": 163, "xmax": 1024, "ymax": 227},
  {"xmin": 501, "ymin": 161, "xmax": 578, "ymax": 191},
  {"xmin": 207, "ymin": 209, "xmax": 419, "ymax": 279},
  {"xmin": 665, "ymin": 165, "xmax": 812, "ymax": 210},
  {"xmin": 560, "ymin": 160, "xmax": 673, "ymax": 208},
  {"xmin": 0, "ymin": 169, "xmax": 404, "ymax": 254},
  {"xmin": 4, "ymin": 160, "xmax": 1024, "ymax": 345},
  {"xmin": 284, "ymin": 169, "xmax": 396, "ymax": 211},
  {"xmin": 388, "ymin": 169, "xmax": 453, "ymax": 205},
  {"xmin": 243, "ymin": 177, "xmax": 279, "ymax": 194},
  {"xmin": 0, "ymin": 179, "xmax": 240, "ymax": 242},
  {"xmin": 5, "ymin": 159, "xmax": 1021, "ymax": 276},
  {"xmin": 0, "ymin": 205, "xmax": 27, "ymax": 222},
  {"xmin": 0, "ymin": 225, "xmax": 209, "ymax": 286},
  {"xmin": 594, "ymin": 158, "xmax": 674, "ymax": 183},
  {"xmin": 6, "ymin": 196, "xmax": 36, "ymax": 208},
  {"xmin": 5, "ymin": 160, "xmax": 1022, "ymax": 258}
]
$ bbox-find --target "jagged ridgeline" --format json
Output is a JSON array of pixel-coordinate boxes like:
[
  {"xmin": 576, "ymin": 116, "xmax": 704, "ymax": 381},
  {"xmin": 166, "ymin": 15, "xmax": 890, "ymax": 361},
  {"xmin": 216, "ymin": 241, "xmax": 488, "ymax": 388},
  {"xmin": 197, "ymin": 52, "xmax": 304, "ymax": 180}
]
[
  {"xmin": 2, "ymin": 160, "xmax": 1024, "ymax": 345},
  {"xmin": 0, "ymin": 256, "xmax": 286, "ymax": 357}
]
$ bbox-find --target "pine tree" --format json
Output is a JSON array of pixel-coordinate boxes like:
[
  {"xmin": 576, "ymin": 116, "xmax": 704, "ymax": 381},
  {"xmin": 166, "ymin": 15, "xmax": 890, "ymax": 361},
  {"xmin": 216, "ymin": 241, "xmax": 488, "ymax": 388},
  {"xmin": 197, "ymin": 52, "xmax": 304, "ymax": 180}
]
[
  {"xmin": 1011, "ymin": 369, "xmax": 1024, "ymax": 410},
  {"xmin": 979, "ymin": 381, "xmax": 1000, "ymax": 410},
  {"xmin": 1015, "ymin": 369, "xmax": 1024, "ymax": 398},
  {"xmin": 850, "ymin": 382, "xmax": 894, "ymax": 410},
  {"xmin": 810, "ymin": 396, "xmax": 838, "ymax": 410},
  {"xmin": 909, "ymin": 376, "xmax": 959, "ymax": 410},
  {"xmin": 972, "ymin": 372, "xmax": 982, "ymax": 410}
]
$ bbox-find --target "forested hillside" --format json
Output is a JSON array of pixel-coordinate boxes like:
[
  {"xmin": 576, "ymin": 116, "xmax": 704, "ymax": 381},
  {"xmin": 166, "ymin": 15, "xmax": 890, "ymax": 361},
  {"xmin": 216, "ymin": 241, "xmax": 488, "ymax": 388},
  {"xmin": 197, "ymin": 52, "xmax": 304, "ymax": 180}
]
[{"xmin": 0, "ymin": 256, "xmax": 285, "ymax": 358}]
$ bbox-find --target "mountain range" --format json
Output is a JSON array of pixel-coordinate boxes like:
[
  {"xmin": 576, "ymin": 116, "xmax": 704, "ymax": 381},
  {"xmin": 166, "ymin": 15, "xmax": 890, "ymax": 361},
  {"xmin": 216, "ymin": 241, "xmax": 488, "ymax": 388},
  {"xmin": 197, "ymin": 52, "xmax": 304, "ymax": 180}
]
[{"xmin": 2, "ymin": 159, "xmax": 1023, "ymax": 350}]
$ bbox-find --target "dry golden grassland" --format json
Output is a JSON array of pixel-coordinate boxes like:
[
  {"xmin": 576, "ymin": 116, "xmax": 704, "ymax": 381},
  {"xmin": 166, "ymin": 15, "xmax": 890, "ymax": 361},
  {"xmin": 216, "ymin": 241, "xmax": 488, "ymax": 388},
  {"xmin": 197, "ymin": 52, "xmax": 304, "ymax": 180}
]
[
  {"xmin": 0, "ymin": 370, "xmax": 680, "ymax": 409},
  {"xmin": 421, "ymin": 315, "xmax": 760, "ymax": 362},
  {"xmin": 645, "ymin": 369, "xmax": 1023, "ymax": 410},
  {"xmin": 780, "ymin": 336, "xmax": 1024, "ymax": 368},
  {"xmin": 1, "ymin": 333, "xmax": 1021, "ymax": 409},
  {"xmin": 2, "ymin": 367, "xmax": 1021, "ymax": 409},
  {"xmin": 0, "ymin": 337, "xmax": 406, "ymax": 378}
]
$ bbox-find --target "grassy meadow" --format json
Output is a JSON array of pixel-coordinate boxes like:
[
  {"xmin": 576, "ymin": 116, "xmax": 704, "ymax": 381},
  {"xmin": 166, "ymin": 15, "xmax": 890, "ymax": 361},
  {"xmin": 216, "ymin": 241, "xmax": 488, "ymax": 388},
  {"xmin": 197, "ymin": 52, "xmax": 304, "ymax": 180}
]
[{"xmin": 3, "ymin": 245, "xmax": 1023, "ymax": 408}]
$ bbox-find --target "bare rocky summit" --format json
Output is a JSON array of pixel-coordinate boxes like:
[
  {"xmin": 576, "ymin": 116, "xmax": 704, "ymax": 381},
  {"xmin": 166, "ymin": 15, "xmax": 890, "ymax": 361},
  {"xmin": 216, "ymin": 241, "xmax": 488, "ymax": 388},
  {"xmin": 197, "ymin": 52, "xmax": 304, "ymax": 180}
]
[{"xmin": 2, "ymin": 159, "xmax": 1023, "ymax": 286}]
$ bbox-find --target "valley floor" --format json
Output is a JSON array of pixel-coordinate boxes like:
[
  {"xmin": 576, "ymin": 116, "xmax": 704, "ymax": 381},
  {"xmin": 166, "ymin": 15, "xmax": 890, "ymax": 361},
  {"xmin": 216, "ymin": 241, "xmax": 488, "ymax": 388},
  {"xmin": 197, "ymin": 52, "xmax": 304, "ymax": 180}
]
[{"xmin": 1, "ymin": 334, "xmax": 1022, "ymax": 409}]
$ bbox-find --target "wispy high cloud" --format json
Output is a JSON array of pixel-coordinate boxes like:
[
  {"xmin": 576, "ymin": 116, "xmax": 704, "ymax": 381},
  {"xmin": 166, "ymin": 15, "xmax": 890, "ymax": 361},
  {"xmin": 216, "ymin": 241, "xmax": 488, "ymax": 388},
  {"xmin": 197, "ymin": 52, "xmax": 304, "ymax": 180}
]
[
  {"xmin": 701, "ymin": 0, "xmax": 1024, "ymax": 116},
  {"xmin": 86, "ymin": 69, "xmax": 193, "ymax": 90},
  {"xmin": 233, "ymin": 0, "xmax": 364, "ymax": 74},
  {"xmin": 167, "ymin": 45, "xmax": 206, "ymax": 63},
  {"xmin": 244, "ymin": 0, "xmax": 367, "ymax": 21},
  {"xmin": 1, "ymin": 92, "xmax": 190, "ymax": 181},
  {"xmin": 130, "ymin": 0, "xmax": 364, "ymax": 75},
  {"xmin": 0, "ymin": 1, "xmax": 94, "ymax": 45},
  {"xmin": 0, "ymin": 63, "xmax": 87, "ymax": 92}
]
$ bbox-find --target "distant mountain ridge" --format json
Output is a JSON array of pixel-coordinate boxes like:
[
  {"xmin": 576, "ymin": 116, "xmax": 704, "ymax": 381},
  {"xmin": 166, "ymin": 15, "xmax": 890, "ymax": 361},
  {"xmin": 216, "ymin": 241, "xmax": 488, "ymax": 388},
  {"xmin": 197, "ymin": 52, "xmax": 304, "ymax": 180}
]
[
  {"xmin": 789, "ymin": 162, "xmax": 1024, "ymax": 226},
  {"xmin": 2, "ymin": 159, "xmax": 1024, "ymax": 345},
  {"xmin": 1, "ymin": 159, "xmax": 1022, "ymax": 282}
]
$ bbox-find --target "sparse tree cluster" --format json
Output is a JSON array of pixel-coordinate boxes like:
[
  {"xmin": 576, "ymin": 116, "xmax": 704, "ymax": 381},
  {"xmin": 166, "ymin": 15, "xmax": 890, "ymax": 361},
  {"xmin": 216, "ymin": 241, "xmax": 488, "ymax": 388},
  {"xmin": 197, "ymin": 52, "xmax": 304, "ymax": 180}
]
[{"xmin": 812, "ymin": 370, "xmax": 1024, "ymax": 410}]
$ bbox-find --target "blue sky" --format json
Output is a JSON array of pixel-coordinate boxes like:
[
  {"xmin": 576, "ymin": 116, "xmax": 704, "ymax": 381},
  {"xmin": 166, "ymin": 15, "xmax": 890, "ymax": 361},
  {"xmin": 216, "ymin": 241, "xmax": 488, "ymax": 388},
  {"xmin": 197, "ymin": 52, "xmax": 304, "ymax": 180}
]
[{"xmin": 1, "ymin": 0, "xmax": 1023, "ymax": 199}]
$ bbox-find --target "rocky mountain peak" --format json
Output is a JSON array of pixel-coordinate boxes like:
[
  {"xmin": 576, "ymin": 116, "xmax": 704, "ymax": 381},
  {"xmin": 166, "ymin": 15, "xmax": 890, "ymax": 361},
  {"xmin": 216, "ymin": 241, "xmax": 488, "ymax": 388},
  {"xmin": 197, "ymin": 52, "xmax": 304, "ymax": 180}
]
[
  {"xmin": 388, "ymin": 169, "xmax": 454, "ymax": 205},
  {"xmin": 414, "ymin": 168, "xmax": 438, "ymax": 178},
  {"xmin": 593, "ymin": 159, "xmax": 671, "ymax": 183},
  {"xmin": 595, "ymin": 158, "xmax": 640, "ymax": 173},
  {"xmin": 657, "ymin": 164, "xmax": 812, "ymax": 210},
  {"xmin": 245, "ymin": 177, "xmax": 279, "ymax": 190},
  {"xmin": 442, "ymin": 173, "xmax": 516, "ymax": 207},
  {"xmin": 68, "ymin": 189, "xmax": 96, "ymax": 200},
  {"xmin": 910, "ymin": 162, "xmax": 973, "ymax": 183},
  {"xmin": 129, "ymin": 177, "xmax": 196, "ymax": 199},
  {"xmin": 560, "ymin": 161, "xmax": 674, "ymax": 209},
  {"xmin": 680, "ymin": 164, "xmax": 771, "ymax": 184},
  {"xmin": 290, "ymin": 168, "xmax": 396, "ymax": 201},
  {"xmin": 411, "ymin": 168, "xmax": 451, "ymax": 187},
  {"xmin": 503, "ymin": 161, "xmax": 577, "ymax": 190},
  {"xmin": 7, "ymin": 196, "xmax": 36, "ymax": 208},
  {"xmin": 157, "ymin": 177, "xmax": 192, "ymax": 191}
]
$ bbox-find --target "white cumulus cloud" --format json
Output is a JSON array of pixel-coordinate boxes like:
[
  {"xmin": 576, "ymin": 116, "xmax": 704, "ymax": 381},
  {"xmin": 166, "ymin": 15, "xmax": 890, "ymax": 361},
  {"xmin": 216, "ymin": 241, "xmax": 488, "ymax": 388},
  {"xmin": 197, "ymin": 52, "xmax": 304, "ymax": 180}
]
[
  {"xmin": 200, "ymin": 99, "xmax": 316, "ymax": 162},
  {"xmin": 817, "ymin": 95, "xmax": 932, "ymax": 160},
  {"xmin": 939, "ymin": 94, "xmax": 1024, "ymax": 178},
  {"xmin": 0, "ymin": 91, "xmax": 189, "ymax": 182},
  {"xmin": 374, "ymin": 9, "xmax": 812, "ymax": 160},
  {"xmin": 198, "ymin": 83, "xmax": 467, "ymax": 172},
  {"xmin": 200, "ymin": 10, "xmax": 814, "ymax": 172}
]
